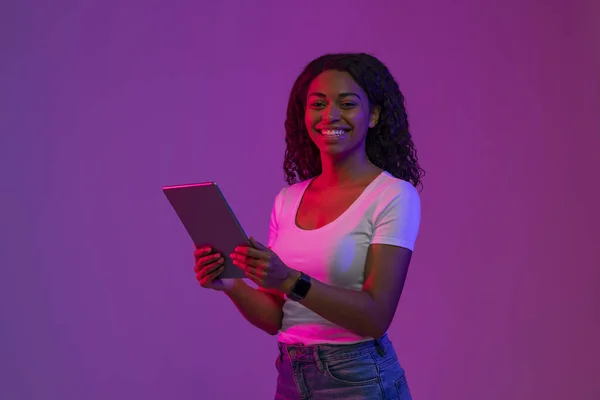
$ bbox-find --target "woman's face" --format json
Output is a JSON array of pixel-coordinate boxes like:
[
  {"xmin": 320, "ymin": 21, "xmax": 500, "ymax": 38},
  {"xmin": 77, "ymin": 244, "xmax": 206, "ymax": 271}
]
[{"xmin": 304, "ymin": 70, "xmax": 379, "ymax": 157}]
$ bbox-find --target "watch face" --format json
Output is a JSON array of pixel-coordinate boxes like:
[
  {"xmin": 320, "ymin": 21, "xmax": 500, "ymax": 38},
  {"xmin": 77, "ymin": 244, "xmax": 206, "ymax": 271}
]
[{"xmin": 293, "ymin": 275, "xmax": 311, "ymax": 297}]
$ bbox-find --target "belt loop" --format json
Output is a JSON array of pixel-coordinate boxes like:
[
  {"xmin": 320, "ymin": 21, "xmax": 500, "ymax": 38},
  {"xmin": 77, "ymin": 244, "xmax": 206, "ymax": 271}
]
[
  {"xmin": 278, "ymin": 342, "xmax": 284, "ymax": 362},
  {"xmin": 313, "ymin": 346, "xmax": 325, "ymax": 372},
  {"xmin": 374, "ymin": 338, "xmax": 385, "ymax": 357}
]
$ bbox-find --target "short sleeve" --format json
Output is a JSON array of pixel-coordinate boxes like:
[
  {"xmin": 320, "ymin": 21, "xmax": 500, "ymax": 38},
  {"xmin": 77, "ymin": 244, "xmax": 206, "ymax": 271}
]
[
  {"xmin": 370, "ymin": 182, "xmax": 421, "ymax": 251},
  {"xmin": 267, "ymin": 188, "xmax": 286, "ymax": 248}
]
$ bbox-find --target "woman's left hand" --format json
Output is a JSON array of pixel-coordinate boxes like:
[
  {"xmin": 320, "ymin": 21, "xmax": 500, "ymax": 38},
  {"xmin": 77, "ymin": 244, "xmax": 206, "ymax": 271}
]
[{"xmin": 230, "ymin": 237, "xmax": 294, "ymax": 290}]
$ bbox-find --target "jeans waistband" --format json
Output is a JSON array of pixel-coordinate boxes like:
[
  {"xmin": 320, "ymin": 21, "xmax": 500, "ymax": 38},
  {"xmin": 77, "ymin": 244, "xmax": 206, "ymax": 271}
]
[{"xmin": 278, "ymin": 334, "xmax": 391, "ymax": 362}]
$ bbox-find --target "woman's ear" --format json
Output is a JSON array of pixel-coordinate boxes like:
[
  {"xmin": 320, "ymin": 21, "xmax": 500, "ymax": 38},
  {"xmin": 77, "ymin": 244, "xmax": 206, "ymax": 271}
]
[{"xmin": 369, "ymin": 106, "xmax": 381, "ymax": 128}]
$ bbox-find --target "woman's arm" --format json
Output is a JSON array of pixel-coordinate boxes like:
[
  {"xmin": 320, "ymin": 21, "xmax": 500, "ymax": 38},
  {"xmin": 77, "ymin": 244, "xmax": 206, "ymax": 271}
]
[
  {"xmin": 281, "ymin": 244, "xmax": 412, "ymax": 339},
  {"xmin": 224, "ymin": 279, "xmax": 284, "ymax": 335},
  {"xmin": 233, "ymin": 183, "xmax": 418, "ymax": 339}
]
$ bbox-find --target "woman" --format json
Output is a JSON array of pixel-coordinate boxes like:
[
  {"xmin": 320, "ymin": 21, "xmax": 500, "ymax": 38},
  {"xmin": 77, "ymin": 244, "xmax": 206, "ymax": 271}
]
[{"xmin": 194, "ymin": 53, "xmax": 423, "ymax": 399}]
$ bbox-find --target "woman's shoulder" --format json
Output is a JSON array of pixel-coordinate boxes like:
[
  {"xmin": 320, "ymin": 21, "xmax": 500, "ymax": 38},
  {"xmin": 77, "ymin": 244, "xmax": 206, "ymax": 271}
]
[
  {"xmin": 376, "ymin": 171, "xmax": 420, "ymax": 199},
  {"xmin": 275, "ymin": 177, "xmax": 313, "ymax": 199},
  {"xmin": 367, "ymin": 172, "xmax": 421, "ymax": 224},
  {"xmin": 270, "ymin": 178, "xmax": 313, "ymax": 212}
]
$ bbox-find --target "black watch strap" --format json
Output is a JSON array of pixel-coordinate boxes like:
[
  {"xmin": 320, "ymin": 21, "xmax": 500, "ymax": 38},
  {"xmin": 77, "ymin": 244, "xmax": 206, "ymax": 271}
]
[{"xmin": 287, "ymin": 272, "xmax": 311, "ymax": 302}]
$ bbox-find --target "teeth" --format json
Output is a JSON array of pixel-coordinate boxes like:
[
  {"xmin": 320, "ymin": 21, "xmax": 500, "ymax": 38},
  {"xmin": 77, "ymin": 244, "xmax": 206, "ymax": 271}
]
[{"xmin": 320, "ymin": 129, "xmax": 347, "ymax": 136}]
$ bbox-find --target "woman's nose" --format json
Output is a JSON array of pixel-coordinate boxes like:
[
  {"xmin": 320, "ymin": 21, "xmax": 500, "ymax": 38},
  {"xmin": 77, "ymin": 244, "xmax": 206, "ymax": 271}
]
[{"xmin": 323, "ymin": 105, "xmax": 341, "ymax": 122}]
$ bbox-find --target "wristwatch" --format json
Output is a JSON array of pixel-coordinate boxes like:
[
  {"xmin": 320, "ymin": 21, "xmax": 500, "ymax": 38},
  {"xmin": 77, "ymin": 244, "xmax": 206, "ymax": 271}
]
[{"xmin": 287, "ymin": 272, "xmax": 311, "ymax": 302}]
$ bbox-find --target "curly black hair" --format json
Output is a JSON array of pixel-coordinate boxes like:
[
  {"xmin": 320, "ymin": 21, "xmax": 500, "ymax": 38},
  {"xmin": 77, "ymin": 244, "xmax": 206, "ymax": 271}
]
[{"xmin": 283, "ymin": 53, "xmax": 424, "ymax": 189}]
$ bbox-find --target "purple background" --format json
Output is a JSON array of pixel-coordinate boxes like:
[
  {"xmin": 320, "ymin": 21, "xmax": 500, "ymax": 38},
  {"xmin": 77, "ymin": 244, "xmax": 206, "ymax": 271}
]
[{"xmin": 2, "ymin": 1, "xmax": 599, "ymax": 399}]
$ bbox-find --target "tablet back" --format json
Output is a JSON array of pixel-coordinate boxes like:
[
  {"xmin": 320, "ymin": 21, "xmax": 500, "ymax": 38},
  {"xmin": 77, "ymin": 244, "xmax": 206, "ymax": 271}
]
[{"xmin": 162, "ymin": 182, "xmax": 248, "ymax": 279}]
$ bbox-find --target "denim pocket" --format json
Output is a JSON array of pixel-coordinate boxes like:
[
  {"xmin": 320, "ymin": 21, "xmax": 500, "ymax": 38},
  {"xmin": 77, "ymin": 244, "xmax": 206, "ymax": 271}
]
[{"xmin": 324, "ymin": 354, "xmax": 379, "ymax": 386}]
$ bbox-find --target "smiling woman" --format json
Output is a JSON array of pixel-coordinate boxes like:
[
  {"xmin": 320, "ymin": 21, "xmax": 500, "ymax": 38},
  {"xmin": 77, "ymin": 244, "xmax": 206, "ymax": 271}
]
[
  {"xmin": 193, "ymin": 53, "xmax": 423, "ymax": 400},
  {"xmin": 305, "ymin": 70, "xmax": 379, "ymax": 154}
]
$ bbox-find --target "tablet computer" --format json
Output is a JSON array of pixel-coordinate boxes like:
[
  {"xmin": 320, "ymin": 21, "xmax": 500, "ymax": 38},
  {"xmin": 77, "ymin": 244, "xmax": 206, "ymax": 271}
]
[{"xmin": 162, "ymin": 182, "xmax": 248, "ymax": 279}]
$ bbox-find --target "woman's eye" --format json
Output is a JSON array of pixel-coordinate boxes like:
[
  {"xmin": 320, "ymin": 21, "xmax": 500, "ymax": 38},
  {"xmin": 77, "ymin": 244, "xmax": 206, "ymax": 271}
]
[{"xmin": 341, "ymin": 102, "xmax": 356, "ymax": 108}]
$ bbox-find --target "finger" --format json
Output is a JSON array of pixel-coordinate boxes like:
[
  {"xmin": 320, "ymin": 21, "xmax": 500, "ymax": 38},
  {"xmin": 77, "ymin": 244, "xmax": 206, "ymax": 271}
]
[
  {"xmin": 199, "ymin": 263, "xmax": 224, "ymax": 283},
  {"xmin": 232, "ymin": 245, "xmax": 252, "ymax": 256},
  {"xmin": 232, "ymin": 259, "xmax": 254, "ymax": 277},
  {"xmin": 200, "ymin": 264, "xmax": 225, "ymax": 286},
  {"xmin": 194, "ymin": 246, "xmax": 212, "ymax": 259},
  {"xmin": 234, "ymin": 246, "xmax": 270, "ymax": 260},
  {"xmin": 232, "ymin": 254, "xmax": 265, "ymax": 267},
  {"xmin": 231, "ymin": 258, "xmax": 244, "ymax": 270},
  {"xmin": 232, "ymin": 258, "xmax": 265, "ymax": 272},
  {"xmin": 245, "ymin": 269, "xmax": 263, "ymax": 286},
  {"xmin": 244, "ymin": 262, "xmax": 266, "ymax": 280},
  {"xmin": 250, "ymin": 237, "xmax": 269, "ymax": 250},
  {"xmin": 195, "ymin": 256, "xmax": 213, "ymax": 273},
  {"xmin": 248, "ymin": 247, "xmax": 271, "ymax": 259},
  {"xmin": 194, "ymin": 253, "xmax": 222, "ymax": 272},
  {"xmin": 197, "ymin": 256, "xmax": 224, "ymax": 276},
  {"xmin": 196, "ymin": 257, "xmax": 224, "ymax": 277}
]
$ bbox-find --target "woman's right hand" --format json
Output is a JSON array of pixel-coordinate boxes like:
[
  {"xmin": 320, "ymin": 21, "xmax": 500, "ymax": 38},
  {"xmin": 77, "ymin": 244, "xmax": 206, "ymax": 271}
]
[{"xmin": 193, "ymin": 246, "xmax": 233, "ymax": 291}]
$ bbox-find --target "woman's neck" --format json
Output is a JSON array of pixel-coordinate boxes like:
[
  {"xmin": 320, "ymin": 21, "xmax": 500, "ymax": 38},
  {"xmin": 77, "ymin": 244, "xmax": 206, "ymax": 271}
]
[{"xmin": 317, "ymin": 152, "xmax": 381, "ymax": 187}]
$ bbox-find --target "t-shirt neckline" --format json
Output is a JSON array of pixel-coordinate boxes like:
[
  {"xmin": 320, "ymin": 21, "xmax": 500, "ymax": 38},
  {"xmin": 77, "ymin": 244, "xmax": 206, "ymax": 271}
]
[{"xmin": 292, "ymin": 171, "xmax": 387, "ymax": 232}]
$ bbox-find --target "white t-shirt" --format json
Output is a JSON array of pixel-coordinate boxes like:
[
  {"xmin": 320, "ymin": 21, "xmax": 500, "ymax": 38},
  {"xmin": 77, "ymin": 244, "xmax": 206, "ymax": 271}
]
[{"xmin": 267, "ymin": 171, "xmax": 421, "ymax": 345}]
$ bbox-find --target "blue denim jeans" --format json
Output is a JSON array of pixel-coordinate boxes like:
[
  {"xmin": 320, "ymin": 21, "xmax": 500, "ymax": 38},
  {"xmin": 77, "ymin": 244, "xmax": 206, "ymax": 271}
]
[{"xmin": 274, "ymin": 334, "xmax": 412, "ymax": 399}]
